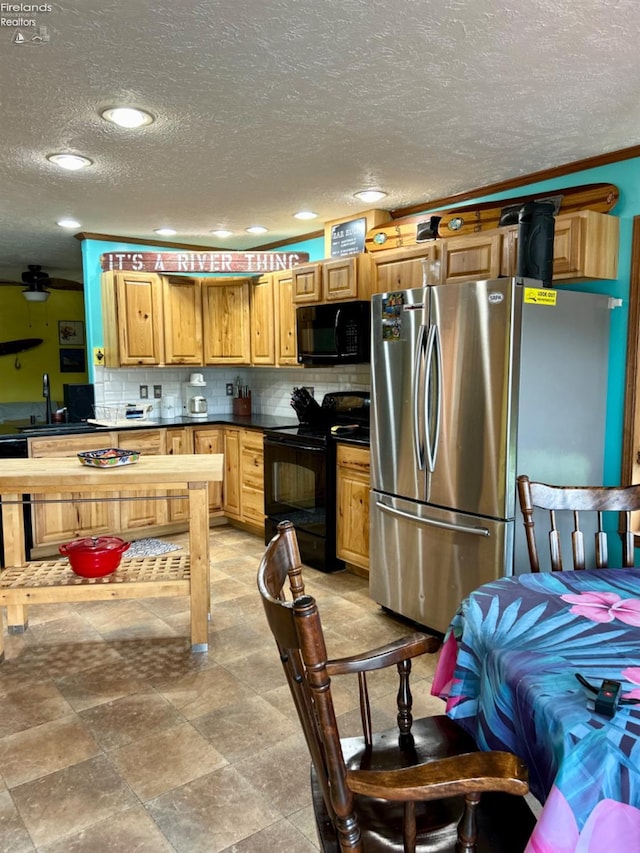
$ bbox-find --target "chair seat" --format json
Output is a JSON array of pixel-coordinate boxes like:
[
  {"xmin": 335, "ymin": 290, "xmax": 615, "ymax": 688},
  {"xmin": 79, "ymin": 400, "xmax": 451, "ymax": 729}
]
[{"xmin": 312, "ymin": 715, "xmax": 537, "ymax": 852}]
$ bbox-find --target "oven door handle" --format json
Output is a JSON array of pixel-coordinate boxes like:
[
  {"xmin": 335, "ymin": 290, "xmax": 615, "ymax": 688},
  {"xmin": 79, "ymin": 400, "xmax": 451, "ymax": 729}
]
[{"xmin": 264, "ymin": 440, "xmax": 324, "ymax": 454}]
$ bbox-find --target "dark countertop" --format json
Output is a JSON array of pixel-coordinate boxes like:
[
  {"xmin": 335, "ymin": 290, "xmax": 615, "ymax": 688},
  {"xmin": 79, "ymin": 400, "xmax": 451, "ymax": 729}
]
[{"xmin": 0, "ymin": 413, "xmax": 300, "ymax": 442}]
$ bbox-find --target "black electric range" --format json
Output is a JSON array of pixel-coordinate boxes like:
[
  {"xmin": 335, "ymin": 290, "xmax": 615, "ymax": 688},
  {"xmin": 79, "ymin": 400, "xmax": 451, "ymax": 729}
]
[{"xmin": 263, "ymin": 391, "xmax": 370, "ymax": 572}]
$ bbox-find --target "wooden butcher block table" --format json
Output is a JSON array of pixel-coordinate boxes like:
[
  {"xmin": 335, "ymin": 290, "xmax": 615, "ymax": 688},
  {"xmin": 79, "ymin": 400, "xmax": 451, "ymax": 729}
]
[{"xmin": 0, "ymin": 454, "xmax": 223, "ymax": 660}]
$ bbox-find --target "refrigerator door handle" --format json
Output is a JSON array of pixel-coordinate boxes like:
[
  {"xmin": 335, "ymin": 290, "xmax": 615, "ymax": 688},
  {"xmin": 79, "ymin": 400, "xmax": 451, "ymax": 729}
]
[
  {"xmin": 424, "ymin": 324, "xmax": 442, "ymax": 472},
  {"xmin": 413, "ymin": 323, "xmax": 428, "ymax": 470},
  {"xmin": 375, "ymin": 500, "xmax": 490, "ymax": 537}
]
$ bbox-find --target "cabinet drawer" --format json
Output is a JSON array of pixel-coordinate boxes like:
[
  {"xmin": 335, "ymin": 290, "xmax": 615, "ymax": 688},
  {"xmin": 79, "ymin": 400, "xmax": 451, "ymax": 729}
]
[{"xmin": 337, "ymin": 443, "xmax": 370, "ymax": 474}]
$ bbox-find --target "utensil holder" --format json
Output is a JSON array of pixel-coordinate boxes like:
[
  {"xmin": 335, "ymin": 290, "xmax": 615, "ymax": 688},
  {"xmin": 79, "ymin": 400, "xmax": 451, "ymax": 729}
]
[{"xmin": 233, "ymin": 395, "xmax": 251, "ymax": 416}]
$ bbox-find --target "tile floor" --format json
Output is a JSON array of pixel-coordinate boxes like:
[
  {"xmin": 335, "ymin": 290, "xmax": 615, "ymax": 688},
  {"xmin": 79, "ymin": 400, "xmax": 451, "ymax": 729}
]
[{"xmin": 0, "ymin": 525, "xmax": 447, "ymax": 852}]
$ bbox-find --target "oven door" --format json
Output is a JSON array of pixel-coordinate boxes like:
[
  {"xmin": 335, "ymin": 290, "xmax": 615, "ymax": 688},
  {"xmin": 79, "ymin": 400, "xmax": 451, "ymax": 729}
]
[{"xmin": 264, "ymin": 435, "xmax": 326, "ymax": 537}]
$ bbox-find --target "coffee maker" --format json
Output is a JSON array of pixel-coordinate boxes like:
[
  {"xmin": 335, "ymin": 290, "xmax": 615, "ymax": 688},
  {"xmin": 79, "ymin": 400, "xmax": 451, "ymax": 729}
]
[{"xmin": 184, "ymin": 373, "xmax": 209, "ymax": 419}]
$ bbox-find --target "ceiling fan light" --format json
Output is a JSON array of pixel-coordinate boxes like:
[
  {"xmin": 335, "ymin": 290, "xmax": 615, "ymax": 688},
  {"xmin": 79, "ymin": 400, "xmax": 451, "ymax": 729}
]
[
  {"xmin": 47, "ymin": 153, "xmax": 93, "ymax": 171},
  {"xmin": 101, "ymin": 107, "xmax": 155, "ymax": 128},
  {"xmin": 354, "ymin": 189, "xmax": 387, "ymax": 203},
  {"xmin": 23, "ymin": 289, "xmax": 50, "ymax": 302}
]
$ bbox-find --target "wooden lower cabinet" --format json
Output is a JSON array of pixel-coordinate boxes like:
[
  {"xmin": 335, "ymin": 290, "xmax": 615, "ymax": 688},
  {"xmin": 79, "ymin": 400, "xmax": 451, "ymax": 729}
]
[
  {"xmin": 193, "ymin": 427, "xmax": 224, "ymax": 515},
  {"xmin": 222, "ymin": 428, "xmax": 241, "ymax": 519},
  {"xmin": 117, "ymin": 429, "xmax": 168, "ymax": 530},
  {"xmin": 336, "ymin": 443, "xmax": 371, "ymax": 574},
  {"xmin": 240, "ymin": 429, "xmax": 265, "ymax": 528},
  {"xmin": 165, "ymin": 427, "xmax": 193, "ymax": 523},
  {"xmin": 28, "ymin": 433, "xmax": 119, "ymax": 552}
]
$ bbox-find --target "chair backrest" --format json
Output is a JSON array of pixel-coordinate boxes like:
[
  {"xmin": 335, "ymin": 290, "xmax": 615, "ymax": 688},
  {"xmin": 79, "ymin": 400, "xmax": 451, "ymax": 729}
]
[{"xmin": 517, "ymin": 474, "xmax": 640, "ymax": 571}]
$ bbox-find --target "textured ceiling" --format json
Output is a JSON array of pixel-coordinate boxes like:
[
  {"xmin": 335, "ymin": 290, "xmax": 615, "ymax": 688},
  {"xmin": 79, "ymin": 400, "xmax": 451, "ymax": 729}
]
[{"xmin": 1, "ymin": 0, "xmax": 640, "ymax": 284}]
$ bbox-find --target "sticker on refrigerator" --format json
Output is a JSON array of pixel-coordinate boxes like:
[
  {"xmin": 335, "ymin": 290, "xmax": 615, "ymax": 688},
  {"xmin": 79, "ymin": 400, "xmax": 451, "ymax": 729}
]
[
  {"xmin": 524, "ymin": 287, "xmax": 557, "ymax": 306},
  {"xmin": 381, "ymin": 292, "xmax": 404, "ymax": 341}
]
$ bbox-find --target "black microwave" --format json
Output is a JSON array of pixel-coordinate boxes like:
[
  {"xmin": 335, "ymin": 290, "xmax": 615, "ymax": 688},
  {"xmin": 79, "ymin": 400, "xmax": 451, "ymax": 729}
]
[{"xmin": 296, "ymin": 301, "xmax": 371, "ymax": 365}]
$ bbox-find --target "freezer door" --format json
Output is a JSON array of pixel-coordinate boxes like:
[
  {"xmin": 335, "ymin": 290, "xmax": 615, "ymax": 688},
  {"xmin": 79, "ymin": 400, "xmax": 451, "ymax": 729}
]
[
  {"xmin": 371, "ymin": 288, "xmax": 429, "ymax": 502},
  {"xmin": 427, "ymin": 278, "xmax": 517, "ymax": 519},
  {"xmin": 369, "ymin": 491, "xmax": 513, "ymax": 634}
]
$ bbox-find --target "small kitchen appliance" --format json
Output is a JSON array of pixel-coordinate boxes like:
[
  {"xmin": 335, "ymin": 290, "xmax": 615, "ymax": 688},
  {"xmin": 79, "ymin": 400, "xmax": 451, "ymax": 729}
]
[{"xmin": 184, "ymin": 374, "xmax": 208, "ymax": 419}]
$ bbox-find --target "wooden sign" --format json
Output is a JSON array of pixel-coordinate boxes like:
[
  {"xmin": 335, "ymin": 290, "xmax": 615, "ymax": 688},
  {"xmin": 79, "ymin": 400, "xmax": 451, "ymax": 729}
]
[
  {"xmin": 100, "ymin": 250, "xmax": 310, "ymax": 274},
  {"xmin": 365, "ymin": 183, "xmax": 619, "ymax": 252}
]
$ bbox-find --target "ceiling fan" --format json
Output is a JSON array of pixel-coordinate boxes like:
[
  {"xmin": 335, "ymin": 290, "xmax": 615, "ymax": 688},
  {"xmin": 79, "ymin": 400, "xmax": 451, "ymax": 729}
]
[{"xmin": 0, "ymin": 265, "xmax": 83, "ymax": 301}]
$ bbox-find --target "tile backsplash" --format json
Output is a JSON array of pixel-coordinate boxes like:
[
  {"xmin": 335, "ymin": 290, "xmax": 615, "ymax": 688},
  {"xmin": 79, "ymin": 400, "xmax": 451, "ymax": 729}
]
[{"xmin": 92, "ymin": 364, "xmax": 371, "ymax": 419}]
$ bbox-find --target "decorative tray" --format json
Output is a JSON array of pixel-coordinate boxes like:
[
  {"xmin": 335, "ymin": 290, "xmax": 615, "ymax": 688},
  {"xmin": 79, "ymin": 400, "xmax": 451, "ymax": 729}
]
[{"xmin": 77, "ymin": 448, "xmax": 140, "ymax": 468}]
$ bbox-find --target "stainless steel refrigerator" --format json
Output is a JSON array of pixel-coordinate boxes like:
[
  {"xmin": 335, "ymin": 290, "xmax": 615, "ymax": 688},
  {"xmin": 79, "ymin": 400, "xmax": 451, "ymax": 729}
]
[{"xmin": 370, "ymin": 277, "xmax": 612, "ymax": 633}]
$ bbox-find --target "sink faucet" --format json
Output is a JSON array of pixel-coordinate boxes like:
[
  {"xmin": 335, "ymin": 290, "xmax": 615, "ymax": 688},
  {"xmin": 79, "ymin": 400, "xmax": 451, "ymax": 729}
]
[{"xmin": 42, "ymin": 372, "xmax": 53, "ymax": 424}]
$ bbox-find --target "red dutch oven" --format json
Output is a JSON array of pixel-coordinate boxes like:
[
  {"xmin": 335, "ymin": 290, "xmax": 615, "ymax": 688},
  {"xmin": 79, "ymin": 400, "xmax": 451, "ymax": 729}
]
[{"xmin": 59, "ymin": 536, "xmax": 130, "ymax": 578}]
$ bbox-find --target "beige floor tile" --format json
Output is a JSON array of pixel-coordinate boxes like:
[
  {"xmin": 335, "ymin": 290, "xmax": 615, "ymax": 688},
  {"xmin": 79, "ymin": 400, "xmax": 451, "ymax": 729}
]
[
  {"xmin": 286, "ymin": 804, "xmax": 322, "ymax": 850},
  {"xmin": 147, "ymin": 764, "xmax": 282, "ymax": 853},
  {"xmin": 54, "ymin": 658, "xmax": 149, "ymax": 711},
  {"xmin": 0, "ymin": 681, "xmax": 74, "ymax": 738},
  {"xmin": 154, "ymin": 662, "xmax": 256, "ymax": 718},
  {"xmin": 0, "ymin": 715, "xmax": 100, "ymax": 788},
  {"xmin": 38, "ymin": 804, "xmax": 175, "ymax": 853},
  {"xmin": 0, "ymin": 789, "xmax": 35, "ymax": 853},
  {"xmin": 234, "ymin": 731, "xmax": 313, "ymax": 815},
  {"xmin": 220, "ymin": 817, "xmax": 319, "ymax": 852},
  {"xmin": 20, "ymin": 612, "xmax": 105, "ymax": 647},
  {"xmin": 109, "ymin": 721, "xmax": 228, "ymax": 801},
  {"xmin": 78, "ymin": 689, "xmax": 183, "ymax": 750},
  {"xmin": 193, "ymin": 694, "xmax": 298, "ymax": 763},
  {"xmin": 10, "ymin": 754, "xmax": 136, "ymax": 848}
]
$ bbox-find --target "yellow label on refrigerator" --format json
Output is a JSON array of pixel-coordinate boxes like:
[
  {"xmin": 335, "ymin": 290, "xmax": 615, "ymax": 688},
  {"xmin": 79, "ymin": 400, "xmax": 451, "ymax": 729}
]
[{"xmin": 524, "ymin": 287, "xmax": 557, "ymax": 306}]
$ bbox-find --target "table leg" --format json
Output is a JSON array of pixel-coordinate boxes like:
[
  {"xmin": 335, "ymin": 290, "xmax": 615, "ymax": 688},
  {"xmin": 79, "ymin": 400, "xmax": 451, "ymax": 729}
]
[
  {"xmin": 188, "ymin": 481, "xmax": 210, "ymax": 652},
  {"xmin": 1, "ymin": 494, "xmax": 29, "ymax": 634}
]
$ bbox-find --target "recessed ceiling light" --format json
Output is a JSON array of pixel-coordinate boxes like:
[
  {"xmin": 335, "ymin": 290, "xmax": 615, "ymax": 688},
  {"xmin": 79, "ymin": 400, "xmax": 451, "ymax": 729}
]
[
  {"xmin": 354, "ymin": 189, "xmax": 387, "ymax": 203},
  {"xmin": 211, "ymin": 229, "xmax": 233, "ymax": 238},
  {"xmin": 293, "ymin": 211, "xmax": 318, "ymax": 220},
  {"xmin": 154, "ymin": 228, "xmax": 177, "ymax": 236},
  {"xmin": 101, "ymin": 107, "xmax": 155, "ymax": 128},
  {"xmin": 47, "ymin": 153, "xmax": 93, "ymax": 171},
  {"xmin": 57, "ymin": 218, "xmax": 81, "ymax": 228},
  {"xmin": 246, "ymin": 225, "xmax": 268, "ymax": 235}
]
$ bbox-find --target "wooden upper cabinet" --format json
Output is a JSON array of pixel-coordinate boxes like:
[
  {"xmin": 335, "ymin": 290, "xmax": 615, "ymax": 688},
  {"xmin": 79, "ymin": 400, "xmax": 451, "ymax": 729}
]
[
  {"xmin": 292, "ymin": 254, "xmax": 373, "ymax": 304},
  {"xmin": 440, "ymin": 232, "xmax": 503, "ymax": 284},
  {"xmin": 102, "ymin": 271, "xmax": 164, "ymax": 366},
  {"xmin": 201, "ymin": 278, "xmax": 251, "ymax": 365},
  {"xmin": 371, "ymin": 243, "xmax": 439, "ymax": 294},
  {"xmin": 162, "ymin": 276, "xmax": 203, "ymax": 364},
  {"xmin": 250, "ymin": 275, "xmax": 276, "ymax": 365},
  {"xmin": 292, "ymin": 262, "xmax": 323, "ymax": 304},
  {"xmin": 501, "ymin": 210, "xmax": 619, "ymax": 282},
  {"xmin": 273, "ymin": 269, "xmax": 298, "ymax": 365}
]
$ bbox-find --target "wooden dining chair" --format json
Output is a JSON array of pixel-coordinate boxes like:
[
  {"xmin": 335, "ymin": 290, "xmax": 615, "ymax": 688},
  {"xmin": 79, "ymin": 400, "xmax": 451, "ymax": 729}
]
[
  {"xmin": 257, "ymin": 520, "xmax": 536, "ymax": 852},
  {"xmin": 517, "ymin": 474, "xmax": 640, "ymax": 572}
]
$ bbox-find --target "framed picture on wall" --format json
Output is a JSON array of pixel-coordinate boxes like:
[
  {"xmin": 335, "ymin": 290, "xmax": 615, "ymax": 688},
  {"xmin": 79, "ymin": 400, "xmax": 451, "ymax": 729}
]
[
  {"xmin": 58, "ymin": 320, "xmax": 85, "ymax": 345},
  {"xmin": 59, "ymin": 348, "xmax": 86, "ymax": 373}
]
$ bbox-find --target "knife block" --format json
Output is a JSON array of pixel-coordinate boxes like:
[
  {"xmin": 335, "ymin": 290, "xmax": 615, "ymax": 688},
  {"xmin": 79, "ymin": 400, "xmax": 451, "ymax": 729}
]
[{"xmin": 232, "ymin": 395, "xmax": 251, "ymax": 416}]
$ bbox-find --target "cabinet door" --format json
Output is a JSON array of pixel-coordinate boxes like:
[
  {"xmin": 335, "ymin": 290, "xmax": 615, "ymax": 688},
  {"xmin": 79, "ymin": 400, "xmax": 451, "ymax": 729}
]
[
  {"xmin": 250, "ymin": 275, "xmax": 275, "ymax": 365},
  {"xmin": 292, "ymin": 263, "xmax": 322, "ymax": 304},
  {"xmin": 29, "ymin": 434, "xmax": 119, "ymax": 550},
  {"xmin": 336, "ymin": 444, "xmax": 371, "ymax": 573},
  {"xmin": 323, "ymin": 256, "xmax": 358, "ymax": 301},
  {"xmin": 371, "ymin": 244, "xmax": 439, "ymax": 294},
  {"xmin": 441, "ymin": 232, "xmax": 503, "ymax": 283},
  {"xmin": 273, "ymin": 269, "xmax": 299, "ymax": 365},
  {"xmin": 193, "ymin": 427, "xmax": 224, "ymax": 513},
  {"xmin": 114, "ymin": 272, "xmax": 164, "ymax": 365},
  {"xmin": 166, "ymin": 427, "xmax": 193, "ymax": 522},
  {"xmin": 117, "ymin": 429, "xmax": 168, "ymax": 529},
  {"xmin": 240, "ymin": 429, "xmax": 264, "ymax": 529},
  {"xmin": 223, "ymin": 428, "xmax": 241, "ymax": 518},
  {"xmin": 202, "ymin": 279, "xmax": 251, "ymax": 364},
  {"xmin": 162, "ymin": 276, "xmax": 203, "ymax": 364}
]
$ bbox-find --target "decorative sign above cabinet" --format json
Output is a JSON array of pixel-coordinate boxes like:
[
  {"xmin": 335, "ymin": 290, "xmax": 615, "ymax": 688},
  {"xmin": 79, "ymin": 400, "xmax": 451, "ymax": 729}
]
[
  {"xmin": 330, "ymin": 217, "xmax": 367, "ymax": 257},
  {"xmin": 101, "ymin": 251, "xmax": 310, "ymax": 274}
]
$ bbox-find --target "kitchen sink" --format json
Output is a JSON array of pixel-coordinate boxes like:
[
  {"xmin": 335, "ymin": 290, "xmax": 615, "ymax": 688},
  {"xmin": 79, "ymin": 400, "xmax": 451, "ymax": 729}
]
[{"xmin": 17, "ymin": 422, "xmax": 105, "ymax": 436}]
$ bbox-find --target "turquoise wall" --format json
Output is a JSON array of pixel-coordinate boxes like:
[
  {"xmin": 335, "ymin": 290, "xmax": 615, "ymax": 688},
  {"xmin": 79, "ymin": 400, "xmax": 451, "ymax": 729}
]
[{"xmin": 82, "ymin": 160, "xmax": 639, "ymax": 484}]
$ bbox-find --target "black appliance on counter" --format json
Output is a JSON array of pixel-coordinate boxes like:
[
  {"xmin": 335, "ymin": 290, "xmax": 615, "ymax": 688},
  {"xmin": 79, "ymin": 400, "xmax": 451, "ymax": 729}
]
[
  {"xmin": 263, "ymin": 390, "xmax": 370, "ymax": 572},
  {"xmin": 63, "ymin": 383, "xmax": 95, "ymax": 422},
  {"xmin": 296, "ymin": 301, "xmax": 371, "ymax": 365}
]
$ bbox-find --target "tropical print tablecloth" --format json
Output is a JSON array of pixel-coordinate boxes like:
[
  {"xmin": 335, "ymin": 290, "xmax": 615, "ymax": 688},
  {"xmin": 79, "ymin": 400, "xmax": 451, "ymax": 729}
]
[{"xmin": 431, "ymin": 569, "xmax": 640, "ymax": 852}]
